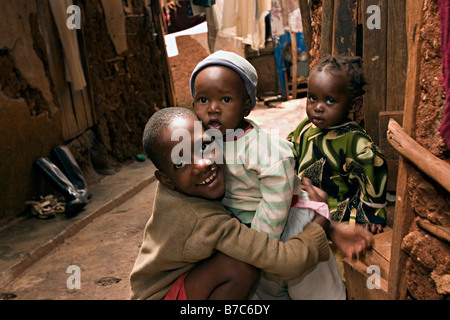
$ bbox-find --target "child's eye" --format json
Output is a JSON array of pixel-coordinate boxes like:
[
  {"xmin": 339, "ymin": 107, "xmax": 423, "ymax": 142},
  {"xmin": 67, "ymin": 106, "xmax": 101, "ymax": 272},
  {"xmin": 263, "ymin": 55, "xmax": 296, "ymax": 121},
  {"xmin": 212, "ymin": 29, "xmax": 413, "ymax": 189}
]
[
  {"xmin": 223, "ymin": 97, "xmax": 232, "ymax": 103},
  {"xmin": 308, "ymin": 95, "xmax": 317, "ymax": 102},
  {"xmin": 202, "ymin": 142, "xmax": 216, "ymax": 159},
  {"xmin": 199, "ymin": 97, "xmax": 208, "ymax": 103},
  {"xmin": 326, "ymin": 98, "xmax": 336, "ymax": 104},
  {"xmin": 174, "ymin": 161, "xmax": 187, "ymax": 169}
]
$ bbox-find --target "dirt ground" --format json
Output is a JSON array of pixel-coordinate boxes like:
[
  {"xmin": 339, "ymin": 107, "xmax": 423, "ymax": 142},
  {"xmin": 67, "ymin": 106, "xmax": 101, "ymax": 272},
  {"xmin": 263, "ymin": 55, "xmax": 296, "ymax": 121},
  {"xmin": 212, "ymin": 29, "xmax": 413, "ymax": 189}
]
[{"xmin": 1, "ymin": 181, "xmax": 157, "ymax": 300}]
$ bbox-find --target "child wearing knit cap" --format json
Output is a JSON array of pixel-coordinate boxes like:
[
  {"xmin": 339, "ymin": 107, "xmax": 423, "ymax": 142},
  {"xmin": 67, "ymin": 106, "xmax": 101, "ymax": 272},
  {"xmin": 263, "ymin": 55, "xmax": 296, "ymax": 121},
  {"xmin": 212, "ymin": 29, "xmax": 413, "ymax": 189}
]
[
  {"xmin": 130, "ymin": 107, "xmax": 374, "ymax": 300},
  {"xmin": 190, "ymin": 51, "xmax": 346, "ymax": 300}
]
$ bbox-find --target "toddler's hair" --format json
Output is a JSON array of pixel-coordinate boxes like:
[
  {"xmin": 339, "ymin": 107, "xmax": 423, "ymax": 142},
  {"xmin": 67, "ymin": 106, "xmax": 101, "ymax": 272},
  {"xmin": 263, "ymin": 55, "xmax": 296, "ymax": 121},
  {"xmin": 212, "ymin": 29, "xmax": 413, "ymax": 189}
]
[
  {"xmin": 312, "ymin": 55, "xmax": 368, "ymax": 98},
  {"xmin": 142, "ymin": 107, "xmax": 196, "ymax": 170}
]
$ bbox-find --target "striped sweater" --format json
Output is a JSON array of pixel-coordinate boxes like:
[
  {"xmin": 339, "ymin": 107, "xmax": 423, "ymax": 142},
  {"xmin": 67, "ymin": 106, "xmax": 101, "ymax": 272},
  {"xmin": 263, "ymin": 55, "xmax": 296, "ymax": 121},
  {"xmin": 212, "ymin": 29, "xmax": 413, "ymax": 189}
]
[{"xmin": 221, "ymin": 119, "xmax": 298, "ymax": 239}]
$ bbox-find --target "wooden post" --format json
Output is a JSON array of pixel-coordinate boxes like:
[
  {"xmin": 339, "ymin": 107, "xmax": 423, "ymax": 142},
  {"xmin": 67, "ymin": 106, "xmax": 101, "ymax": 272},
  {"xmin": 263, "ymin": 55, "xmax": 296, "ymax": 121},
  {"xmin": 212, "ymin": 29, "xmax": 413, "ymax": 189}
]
[
  {"xmin": 298, "ymin": 0, "xmax": 312, "ymax": 61},
  {"xmin": 291, "ymin": 32, "xmax": 298, "ymax": 99},
  {"xmin": 386, "ymin": 0, "xmax": 407, "ymax": 111},
  {"xmin": 362, "ymin": 0, "xmax": 388, "ymax": 146},
  {"xmin": 387, "ymin": 119, "xmax": 450, "ymax": 192},
  {"xmin": 332, "ymin": 0, "xmax": 357, "ymax": 56},
  {"xmin": 149, "ymin": 0, "xmax": 177, "ymax": 108},
  {"xmin": 320, "ymin": 0, "xmax": 334, "ymax": 58},
  {"xmin": 387, "ymin": 0, "xmax": 425, "ymax": 300}
]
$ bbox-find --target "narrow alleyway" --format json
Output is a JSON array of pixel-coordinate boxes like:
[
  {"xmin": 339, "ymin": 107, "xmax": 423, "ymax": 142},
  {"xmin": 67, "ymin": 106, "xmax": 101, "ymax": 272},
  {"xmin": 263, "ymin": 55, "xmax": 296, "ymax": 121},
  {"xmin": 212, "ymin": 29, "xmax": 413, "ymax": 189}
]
[{"xmin": 0, "ymin": 99, "xmax": 307, "ymax": 300}]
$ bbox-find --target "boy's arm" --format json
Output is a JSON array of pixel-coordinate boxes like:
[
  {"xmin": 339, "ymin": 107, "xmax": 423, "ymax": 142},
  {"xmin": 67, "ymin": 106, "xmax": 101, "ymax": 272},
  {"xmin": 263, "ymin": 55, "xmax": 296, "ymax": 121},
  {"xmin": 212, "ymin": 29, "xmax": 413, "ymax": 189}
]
[
  {"xmin": 215, "ymin": 216, "xmax": 331, "ymax": 280},
  {"xmin": 183, "ymin": 204, "xmax": 373, "ymax": 281}
]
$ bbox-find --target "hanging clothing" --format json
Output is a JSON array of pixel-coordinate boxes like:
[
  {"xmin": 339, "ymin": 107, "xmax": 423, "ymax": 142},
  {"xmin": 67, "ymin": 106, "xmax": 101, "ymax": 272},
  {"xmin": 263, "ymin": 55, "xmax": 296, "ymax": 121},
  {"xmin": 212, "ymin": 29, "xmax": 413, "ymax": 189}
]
[
  {"xmin": 221, "ymin": 0, "xmax": 272, "ymax": 50},
  {"xmin": 270, "ymin": 0, "xmax": 303, "ymax": 39}
]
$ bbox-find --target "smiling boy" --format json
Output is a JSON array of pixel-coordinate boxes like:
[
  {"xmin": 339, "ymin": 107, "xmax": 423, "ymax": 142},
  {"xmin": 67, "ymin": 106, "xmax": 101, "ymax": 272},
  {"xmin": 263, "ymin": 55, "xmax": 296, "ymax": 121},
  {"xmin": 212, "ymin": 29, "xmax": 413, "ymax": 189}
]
[{"xmin": 129, "ymin": 107, "xmax": 375, "ymax": 300}]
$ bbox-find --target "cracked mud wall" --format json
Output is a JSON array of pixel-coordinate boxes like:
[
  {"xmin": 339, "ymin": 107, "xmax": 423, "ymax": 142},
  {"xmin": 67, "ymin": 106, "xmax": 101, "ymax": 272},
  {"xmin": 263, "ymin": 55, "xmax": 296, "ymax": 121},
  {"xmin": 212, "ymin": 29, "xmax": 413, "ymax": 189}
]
[
  {"xmin": 0, "ymin": 0, "xmax": 166, "ymax": 223},
  {"xmin": 401, "ymin": 0, "xmax": 450, "ymax": 300},
  {"xmin": 0, "ymin": 0, "xmax": 64, "ymax": 224},
  {"xmin": 307, "ymin": 0, "xmax": 449, "ymax": 300}
]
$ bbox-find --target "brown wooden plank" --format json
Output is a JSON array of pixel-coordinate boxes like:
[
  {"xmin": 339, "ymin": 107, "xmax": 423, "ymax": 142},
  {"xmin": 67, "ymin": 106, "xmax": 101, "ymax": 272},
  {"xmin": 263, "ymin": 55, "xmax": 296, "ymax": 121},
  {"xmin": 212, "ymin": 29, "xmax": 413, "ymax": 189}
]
[
  {"xmin": 298, "ymin": 0, "xmax": 312, "ymax": 61},
  {"xmin": 388, "ymin": 120, "xmax": 450, "ymax": 192},
  {"xmin": 320, "ymin": 0, "xmax": 334, "ymax": 58},
  {"xmin": 81, "ymin": 86, "xmax": 95, "ymax": 128},
  {"xmin": 379, "ymin": 110, "xmax": 404, "ymax": 159},
  {"xmin": 291, "ymin": 32, "xmax": 298, "ymax": 99},
  {"xmin": 76, "ymin": 25, "xmax": 97, "ymax": 127},
  {"xmin": 71, "ymin": 88, "xmax": 88, "ymax": 133},
  {"xmin": 150, "ymin": 0, "xmax": 176, "ymax": 107},
  {"xmin": 36, "ymin": 0, "xmax": 79, "ymax": 140},
  {"xmin": 385, "ymin": 159, "xmax": 398, "ymax": 192},
  {"xmin": 332, "ymin": 0, "xmax": 358, "ymax": 56},
  {"xmin": 343, "ymin": 258, "xmax": 389, "ymax": 300},
  {"xmin": 417, "ymin": 219, "xmax": 450, "ymax": 244},
  {"xmin": 387, "ymin": 0, "xmax": 425, "ymax": 300},
  {"xmin": 372, "ymin": 226, "xmax": 393, "ymax": 263},
  {"xmin": 386, "ymin": 0, "xmax": 407, "ymax": 111},
  {"xmin": 362, "ymin": 0, "xmax": 388, "ymax": 146}
]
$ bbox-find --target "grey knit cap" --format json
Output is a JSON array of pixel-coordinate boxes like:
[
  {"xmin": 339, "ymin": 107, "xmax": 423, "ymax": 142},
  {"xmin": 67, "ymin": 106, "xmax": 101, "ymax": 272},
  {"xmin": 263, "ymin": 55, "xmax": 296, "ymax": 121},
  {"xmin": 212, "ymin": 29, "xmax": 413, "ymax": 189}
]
[{"xmin": 190, "ymin": 50, "xmax": 258, "ymax": 109}]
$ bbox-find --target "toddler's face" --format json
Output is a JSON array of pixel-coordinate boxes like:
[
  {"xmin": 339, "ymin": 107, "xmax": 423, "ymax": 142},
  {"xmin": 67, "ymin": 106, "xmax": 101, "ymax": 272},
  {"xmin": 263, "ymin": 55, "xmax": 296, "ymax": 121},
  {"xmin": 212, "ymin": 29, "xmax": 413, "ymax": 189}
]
[
  {"xmin": 306, "ymin": 70, "xmax": 354, "ymax": 129},
  {"xmin": 193, "ymin": 66, "xmax": 252, "ymax": 135},
  {"xmin": 156, "ymin": 114, "xmax": 226, "ymax": 200}
]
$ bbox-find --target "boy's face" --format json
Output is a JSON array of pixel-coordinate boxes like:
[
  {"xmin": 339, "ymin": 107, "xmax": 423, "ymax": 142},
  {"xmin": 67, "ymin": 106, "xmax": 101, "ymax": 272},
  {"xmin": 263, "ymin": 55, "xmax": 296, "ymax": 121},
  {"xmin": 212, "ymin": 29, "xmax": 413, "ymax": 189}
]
[
  {"xmin": 306, "ymin": 70, "xmax": 361, "ymax": 129},
  {"xmin": 193, "ymin": 66, "xmax": 252, "ymax": 135},
  {"xmin": 155, "ymin": 114, "xmax": 226, "ymax": 200}
]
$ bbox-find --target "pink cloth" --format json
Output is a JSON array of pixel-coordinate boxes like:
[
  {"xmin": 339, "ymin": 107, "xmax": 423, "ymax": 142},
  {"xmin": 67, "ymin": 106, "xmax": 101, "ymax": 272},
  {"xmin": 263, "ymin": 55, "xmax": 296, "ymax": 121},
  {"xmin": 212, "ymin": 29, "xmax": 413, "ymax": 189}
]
[
  {"xmin": 291, "ymin": 195, "xmax": 331, "ymax": 221},
  {"xmin": 438, "ymin": 0, "xmax": 450, "ymax": 148}
]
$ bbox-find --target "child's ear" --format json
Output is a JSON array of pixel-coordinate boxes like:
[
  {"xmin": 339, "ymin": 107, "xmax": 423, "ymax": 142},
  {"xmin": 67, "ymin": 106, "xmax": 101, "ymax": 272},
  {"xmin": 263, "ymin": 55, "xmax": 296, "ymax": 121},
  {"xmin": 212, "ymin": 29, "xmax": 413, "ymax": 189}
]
[
  {"xmin": 155, "ymin": 170, "xmax": 175, "ymax": 190},
  {"xmin": 349, "ymin": 96, "xmax": 363, "ymax": 113},
  {"xmin": 243, "ymin": 99, "xmax": 252, "ymax": 117}
]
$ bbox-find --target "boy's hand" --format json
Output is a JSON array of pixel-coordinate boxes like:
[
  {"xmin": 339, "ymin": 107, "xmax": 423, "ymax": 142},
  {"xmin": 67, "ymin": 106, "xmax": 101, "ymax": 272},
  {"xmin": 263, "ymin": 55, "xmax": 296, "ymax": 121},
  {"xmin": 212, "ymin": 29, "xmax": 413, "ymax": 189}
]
[
  {"xmin": 300, "ymin": 177, "xmax": 327, "ymax": 203},
  {"xmin": 328, "ymin": 222, "xmax": 374, "ymax": 259}
]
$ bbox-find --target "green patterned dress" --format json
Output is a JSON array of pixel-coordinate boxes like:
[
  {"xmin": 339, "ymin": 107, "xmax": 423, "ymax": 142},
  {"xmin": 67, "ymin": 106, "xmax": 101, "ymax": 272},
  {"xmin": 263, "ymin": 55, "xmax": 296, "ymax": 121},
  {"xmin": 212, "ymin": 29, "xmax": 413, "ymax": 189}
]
[{"xmin": 287, "ymin": 118, "xmax": 388, "ymax": 226}]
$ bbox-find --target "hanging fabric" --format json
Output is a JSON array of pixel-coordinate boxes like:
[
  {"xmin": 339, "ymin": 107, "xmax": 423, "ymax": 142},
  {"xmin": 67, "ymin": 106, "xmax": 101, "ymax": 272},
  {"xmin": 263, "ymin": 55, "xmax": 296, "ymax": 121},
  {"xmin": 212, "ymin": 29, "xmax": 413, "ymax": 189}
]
[
  {"xmin": 49, "ymin": 0, "xmax": 86, "ymax": 91},
  {"xmin": 220, "ymin": 0, "xmax": 272, "ymax": 51},
  {"xmin": 270, "ymin": 0, "xmax": 303, "ymax": 39}
]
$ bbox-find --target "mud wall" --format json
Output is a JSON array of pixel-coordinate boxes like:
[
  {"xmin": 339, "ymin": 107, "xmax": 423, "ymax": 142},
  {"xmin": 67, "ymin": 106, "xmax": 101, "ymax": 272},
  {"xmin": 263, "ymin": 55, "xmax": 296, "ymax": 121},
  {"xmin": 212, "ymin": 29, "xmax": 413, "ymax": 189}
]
[
  {"xmin": 401, "ymin": 0, "xmax": 450, "ymax": 300},
  {"xmin": 306, "ymin": 0, "xmax": 449, "ymax": 299},
  {"xmin": 79, "ymin": 0, "xmax": 166, "ymax": 163},
  {"xmin": 0, "ymin": 0, "xmax": 165, "ymax": 224}
]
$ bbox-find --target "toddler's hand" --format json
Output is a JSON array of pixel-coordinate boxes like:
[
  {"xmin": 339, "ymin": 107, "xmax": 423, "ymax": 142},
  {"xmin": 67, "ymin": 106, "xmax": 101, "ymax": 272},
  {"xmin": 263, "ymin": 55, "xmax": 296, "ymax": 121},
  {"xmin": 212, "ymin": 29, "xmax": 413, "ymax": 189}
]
[{"xmin": 300, "ymin": 177, "xmax": 327, "ymax": 203}]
